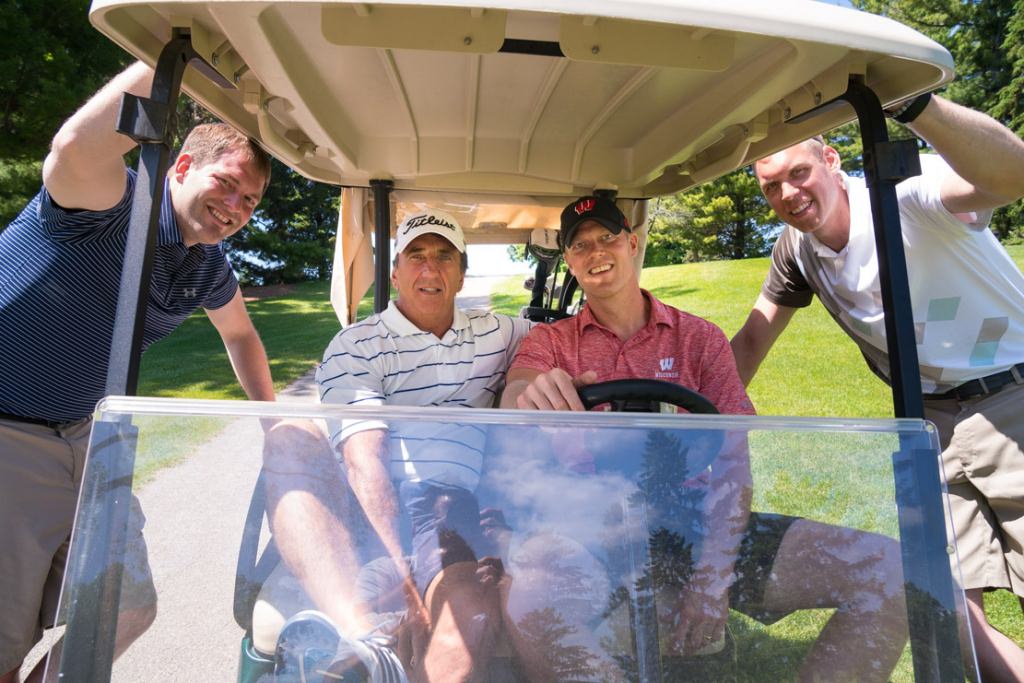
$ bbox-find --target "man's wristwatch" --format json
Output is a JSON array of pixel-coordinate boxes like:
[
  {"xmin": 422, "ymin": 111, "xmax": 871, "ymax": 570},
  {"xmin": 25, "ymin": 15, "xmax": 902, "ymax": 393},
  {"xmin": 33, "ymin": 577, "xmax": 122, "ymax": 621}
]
[{"xmin": 884, "ymin": 92, "xmax": 932, "ymax": 124}]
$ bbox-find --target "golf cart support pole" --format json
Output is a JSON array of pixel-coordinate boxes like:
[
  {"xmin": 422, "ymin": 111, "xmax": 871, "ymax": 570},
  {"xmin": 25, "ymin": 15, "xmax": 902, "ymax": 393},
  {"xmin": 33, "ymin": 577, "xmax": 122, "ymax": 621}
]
[
  {"xmin": 371, "ymin": 179, "xmax": 394, "ymax": 313},
  {"xmin": 58, "ymin": 31, "xmax": 207, "ymax": 683},
  {"xmin": 840, "ymin": 78, "xmax": 965, "ymax": 682}
]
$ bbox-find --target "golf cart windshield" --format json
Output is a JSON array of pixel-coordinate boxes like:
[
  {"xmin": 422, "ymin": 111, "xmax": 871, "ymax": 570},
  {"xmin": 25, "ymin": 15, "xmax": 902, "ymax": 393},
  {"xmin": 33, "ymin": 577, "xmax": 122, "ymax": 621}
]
[{"xmin": 50, "ymin": 397, "xmax": 976, "ymax": 681}]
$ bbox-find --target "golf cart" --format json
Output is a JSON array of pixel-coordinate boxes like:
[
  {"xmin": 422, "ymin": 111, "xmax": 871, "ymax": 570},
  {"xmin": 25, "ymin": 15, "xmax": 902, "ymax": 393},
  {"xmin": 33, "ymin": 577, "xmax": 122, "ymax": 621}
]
[{"xmin": 47, "ymin": 0, "xmax": 978, "ymax": 680}]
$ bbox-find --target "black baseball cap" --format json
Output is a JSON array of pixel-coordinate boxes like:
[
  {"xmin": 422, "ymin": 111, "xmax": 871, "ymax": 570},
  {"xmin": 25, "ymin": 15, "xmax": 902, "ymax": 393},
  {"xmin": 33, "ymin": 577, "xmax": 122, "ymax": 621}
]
[{"xmin": 559, "ymin": 196, "xmax": 630, "ymax": 251}]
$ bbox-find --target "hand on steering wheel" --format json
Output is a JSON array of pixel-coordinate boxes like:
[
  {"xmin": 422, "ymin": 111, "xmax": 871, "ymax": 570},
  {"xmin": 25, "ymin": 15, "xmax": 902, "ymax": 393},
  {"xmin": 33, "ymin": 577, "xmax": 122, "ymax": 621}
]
[{"xmin": 578, "ymin": 379, "xmax": 719, "ymax": 414}]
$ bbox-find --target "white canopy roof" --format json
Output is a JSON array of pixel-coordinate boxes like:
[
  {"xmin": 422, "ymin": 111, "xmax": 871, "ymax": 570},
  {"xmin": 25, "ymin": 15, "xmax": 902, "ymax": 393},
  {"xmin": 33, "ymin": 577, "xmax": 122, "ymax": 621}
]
[
  {"xmin": 89, "ymin": 0, "xmax": 954, "ymax": 322},
  {"xmin": 90, "ymin": 0, "xmax": 953, "ymax": 198}
]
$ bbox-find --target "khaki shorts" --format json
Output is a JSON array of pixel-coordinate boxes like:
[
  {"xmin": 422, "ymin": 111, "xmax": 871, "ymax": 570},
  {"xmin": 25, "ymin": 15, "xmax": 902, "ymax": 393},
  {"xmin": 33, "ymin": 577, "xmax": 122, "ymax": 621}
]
[
  {"xmin": 925, "ymin": 381, "xmax": 1024, "ymax": 595},
  {"xmin": 0, "ymin": 417, "xmax": 155, "ymax": 673}
]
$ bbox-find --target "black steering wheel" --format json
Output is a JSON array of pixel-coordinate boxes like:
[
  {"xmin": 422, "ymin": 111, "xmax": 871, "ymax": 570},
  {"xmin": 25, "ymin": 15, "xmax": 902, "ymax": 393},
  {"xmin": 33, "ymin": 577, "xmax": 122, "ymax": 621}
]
[{"xmin": 578, "ymin": 379, "xmax": 719, "ymax": 414}]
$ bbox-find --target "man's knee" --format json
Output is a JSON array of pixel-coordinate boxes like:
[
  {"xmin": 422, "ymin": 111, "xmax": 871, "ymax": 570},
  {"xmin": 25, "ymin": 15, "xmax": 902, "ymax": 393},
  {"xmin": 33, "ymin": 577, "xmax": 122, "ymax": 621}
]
[
  {"xmin": 262, "ymin": 420, "xmax": 333, "ymax": 473},
  {"xmin": 420, "ymin": 562, "xmax": 502, "ymax": 682},
  {"xmin": 425, "ymin": 561, "xmax": 502, "ymax": 637},
  {"xmin": 117, "ymin": 602, "xmax": 157, "ymax": 646}
]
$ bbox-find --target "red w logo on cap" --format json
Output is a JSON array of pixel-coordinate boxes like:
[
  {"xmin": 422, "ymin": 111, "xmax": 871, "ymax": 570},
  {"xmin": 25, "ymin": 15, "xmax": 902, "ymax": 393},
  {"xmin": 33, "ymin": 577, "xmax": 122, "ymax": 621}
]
[{"xmin": 574, "ymin": 198, "xmax": 596, "ymax": 216}]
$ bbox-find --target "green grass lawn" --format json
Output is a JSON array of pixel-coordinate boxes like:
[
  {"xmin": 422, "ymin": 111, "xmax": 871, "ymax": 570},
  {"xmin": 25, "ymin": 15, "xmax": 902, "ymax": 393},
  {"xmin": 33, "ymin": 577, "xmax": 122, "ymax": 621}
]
[
  {"xmin": 133, "ymin": 281, "xmax": 374, "ymax": 481},
  {"xmin": 139, "ymin": 280, "xmax": 373, "ymax": 399}
]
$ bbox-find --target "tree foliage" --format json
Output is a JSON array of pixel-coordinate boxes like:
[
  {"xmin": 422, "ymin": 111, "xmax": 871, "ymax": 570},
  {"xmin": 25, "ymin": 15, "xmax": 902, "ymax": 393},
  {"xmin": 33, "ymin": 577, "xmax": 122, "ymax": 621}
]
[
  {"xmin": 853, "ymin": 0, "xmax": 1024, "ymax": 242},
  {"xmin": 227, "ymin": 160, "xmax": 340, "ymax": 285},
  {"xmin": 645, "ymin": 169, "xmax": 778, "ymax": 265},
  {"xmin": 0, "ymin": 0, "xmax": 129, "ymax": 225},
  {"xmin": 0, "ymin": 3, "xmax": 340, "ymax": 283}
]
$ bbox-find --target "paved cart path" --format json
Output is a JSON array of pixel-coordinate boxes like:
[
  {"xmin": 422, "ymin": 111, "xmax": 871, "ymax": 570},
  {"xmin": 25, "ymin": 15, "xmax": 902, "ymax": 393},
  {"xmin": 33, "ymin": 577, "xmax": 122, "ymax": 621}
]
[{"xmin": 27, "ymin": 276, "xmax": 505, "ymax": 681}]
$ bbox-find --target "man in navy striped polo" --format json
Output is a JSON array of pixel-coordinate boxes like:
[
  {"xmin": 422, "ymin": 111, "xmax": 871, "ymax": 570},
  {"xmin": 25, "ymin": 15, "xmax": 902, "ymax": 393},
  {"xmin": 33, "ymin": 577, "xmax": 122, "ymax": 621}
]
[
  {"xmin": 259, "ymin": 211, "xmax": 540, "ymax": 682},
  {"xmin": 0, "ymin": 62, "xmax": 276, "ymax": 683}
]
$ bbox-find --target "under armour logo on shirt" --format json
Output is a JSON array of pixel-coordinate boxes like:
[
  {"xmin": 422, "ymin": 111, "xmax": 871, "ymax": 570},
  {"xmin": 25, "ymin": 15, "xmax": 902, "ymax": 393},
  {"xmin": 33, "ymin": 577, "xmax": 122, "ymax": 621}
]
[{"xmin": 182, "ymin": 287, "xmax": 198, "ymax": 298}]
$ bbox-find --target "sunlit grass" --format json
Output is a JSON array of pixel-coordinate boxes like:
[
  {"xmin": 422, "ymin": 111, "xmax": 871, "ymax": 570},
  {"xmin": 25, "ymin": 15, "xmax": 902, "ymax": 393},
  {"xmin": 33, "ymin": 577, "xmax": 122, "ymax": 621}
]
[
  {"xmin": 138, "ymin": 280, "xmax": 374, "ymax": 400},
  {"xmin": 132, "ymin": 281, "xmax": 374, "ymax": 482}
]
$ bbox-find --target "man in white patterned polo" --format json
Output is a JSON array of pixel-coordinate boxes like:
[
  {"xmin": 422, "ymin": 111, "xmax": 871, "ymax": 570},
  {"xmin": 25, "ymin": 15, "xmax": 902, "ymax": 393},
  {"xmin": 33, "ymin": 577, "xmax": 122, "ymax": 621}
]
[
  {"xmin": 731, "ymin": 92, "xmax": 1024, "ymax": 681},
  {"xmin": 260, "ymin": 211, "xmax": 537, "ymax": 682}
]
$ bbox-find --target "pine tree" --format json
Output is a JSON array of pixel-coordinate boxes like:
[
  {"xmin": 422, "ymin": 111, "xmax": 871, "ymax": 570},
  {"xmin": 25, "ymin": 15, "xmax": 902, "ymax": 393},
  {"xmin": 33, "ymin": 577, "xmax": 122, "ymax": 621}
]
[{"xmin": 226, "ymin": 159, "xmax": 340, "ymax": 285}]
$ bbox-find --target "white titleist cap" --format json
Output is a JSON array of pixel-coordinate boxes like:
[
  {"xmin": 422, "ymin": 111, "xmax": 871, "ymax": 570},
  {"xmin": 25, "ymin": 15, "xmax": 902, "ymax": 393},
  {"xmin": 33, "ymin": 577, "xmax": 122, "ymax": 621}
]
[{"xmin": 394, "ymin": 210, "xmax": 466, "ymax": 254}]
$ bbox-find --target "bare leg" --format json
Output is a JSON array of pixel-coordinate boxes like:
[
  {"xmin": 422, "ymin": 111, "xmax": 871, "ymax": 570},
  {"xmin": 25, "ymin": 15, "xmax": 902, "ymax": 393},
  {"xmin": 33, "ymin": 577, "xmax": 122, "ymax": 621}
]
[
  {"xmin": 17, "ymin": 602, "xmax": 157, "ymax": 683},
  {"xmin": 758, "ymin": 520, "xmax": 908, "ymax": 683},
  {"xmin": 414, "ymin": 562, "xmax": 502, "ymax": 683},
  {"xmin": 263, "ymin": 420, "xmax": 370, "ymax": 635},
  {"xmin": 964, "ymin": 589, "xmax": 1024, "ymax": 683}
]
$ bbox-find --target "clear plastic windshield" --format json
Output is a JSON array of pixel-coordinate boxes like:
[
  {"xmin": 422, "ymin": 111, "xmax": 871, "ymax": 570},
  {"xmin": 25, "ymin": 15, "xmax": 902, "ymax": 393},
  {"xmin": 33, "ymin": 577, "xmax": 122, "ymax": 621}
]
[{"xmin": 50, "ymin": 398, "xmax": 976, "ymax": 682}]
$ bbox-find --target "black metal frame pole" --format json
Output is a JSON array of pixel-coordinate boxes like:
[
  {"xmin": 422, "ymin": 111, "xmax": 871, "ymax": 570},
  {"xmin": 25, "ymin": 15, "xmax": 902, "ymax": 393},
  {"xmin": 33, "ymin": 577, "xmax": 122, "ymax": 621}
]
[
  {"xmin": 58, "ymin": 31, "xmax": 212, "ymax": 683},
  {"xmin": 839, "ymin": 78, "xmax": 964, "ymax": 681},
  {"xmin": 105, "ymin": 30, "xmax": 198, "ymax": 397},
  {"xmin": 371, "ymin": 179, "xmax": 394, "ymax": 313},
  {"xmin": 840, "ymin": 79, "xmax": 925, "ymax": 420},
  {"xmin": 893, "ymin": 445, "xmax": 966, "ymax": 682}
]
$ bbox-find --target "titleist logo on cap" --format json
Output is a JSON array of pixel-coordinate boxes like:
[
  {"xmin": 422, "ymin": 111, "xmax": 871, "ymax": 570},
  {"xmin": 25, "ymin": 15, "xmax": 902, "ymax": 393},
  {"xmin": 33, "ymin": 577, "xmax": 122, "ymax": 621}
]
[{"xmin": 402, "ymin": 214, "xmax": 457, "ymax": 234}]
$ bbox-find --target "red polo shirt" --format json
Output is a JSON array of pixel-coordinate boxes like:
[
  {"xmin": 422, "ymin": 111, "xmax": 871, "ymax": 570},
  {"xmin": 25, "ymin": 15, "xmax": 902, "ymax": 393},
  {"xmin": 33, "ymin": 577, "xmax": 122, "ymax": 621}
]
[{"xmin": 510, "ymin": 290, "xmax": 755, "ymax": 415}]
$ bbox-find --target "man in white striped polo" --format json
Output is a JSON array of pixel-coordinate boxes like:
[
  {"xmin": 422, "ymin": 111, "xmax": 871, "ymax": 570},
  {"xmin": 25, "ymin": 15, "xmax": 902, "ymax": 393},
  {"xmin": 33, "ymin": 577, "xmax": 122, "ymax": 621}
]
[
  {"xmin": 0, "ymin": 63, "xmax": 276, "ymax": 683},
  {"xmin": 261, "ymin": 211, "xmax": 539, "ymax": 682}
]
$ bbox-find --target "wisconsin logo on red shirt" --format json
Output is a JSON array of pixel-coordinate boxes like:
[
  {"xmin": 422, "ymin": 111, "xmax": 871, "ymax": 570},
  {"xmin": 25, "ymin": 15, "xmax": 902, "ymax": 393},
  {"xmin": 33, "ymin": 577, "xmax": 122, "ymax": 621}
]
[{"xmin": 655, "ymin": 356, "xmax": 679, "ymax": 379}]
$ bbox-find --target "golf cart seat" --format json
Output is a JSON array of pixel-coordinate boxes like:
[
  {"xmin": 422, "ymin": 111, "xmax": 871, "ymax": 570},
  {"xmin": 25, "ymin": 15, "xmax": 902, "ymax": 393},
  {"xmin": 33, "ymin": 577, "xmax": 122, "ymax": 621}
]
[{"xmin": 233, "ymin": 470, "xmax": 280, "ymax": 682}]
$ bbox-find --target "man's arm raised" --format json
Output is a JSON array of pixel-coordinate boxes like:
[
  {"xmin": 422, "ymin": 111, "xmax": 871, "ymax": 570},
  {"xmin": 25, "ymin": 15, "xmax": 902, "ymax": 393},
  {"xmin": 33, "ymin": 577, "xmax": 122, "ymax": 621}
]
[
  {"xmin": 205, "ymin": 289, "xmax": 275, "ymax": 402},
  {"xmin": 730, "ymin": 294, "xmax": 798, "ymax": 387},
  {"xmin": 43, "ymin": 62, "xmax": 155, "ymax": 212},
  {"xmin": 904, "ymin": 94, "xmax": 1024, "ymax": 214}
]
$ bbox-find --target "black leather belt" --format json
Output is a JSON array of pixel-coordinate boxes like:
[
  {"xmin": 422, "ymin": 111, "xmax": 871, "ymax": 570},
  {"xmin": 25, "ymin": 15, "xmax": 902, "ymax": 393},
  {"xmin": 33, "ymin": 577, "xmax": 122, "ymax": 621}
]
[
  {"xmin": 924, "ymin": 362, "xmax": 1024, "ymax": 402},
  {"xmin": 0, "ymin": 411, "xmax": 79, "ymax": 430}
]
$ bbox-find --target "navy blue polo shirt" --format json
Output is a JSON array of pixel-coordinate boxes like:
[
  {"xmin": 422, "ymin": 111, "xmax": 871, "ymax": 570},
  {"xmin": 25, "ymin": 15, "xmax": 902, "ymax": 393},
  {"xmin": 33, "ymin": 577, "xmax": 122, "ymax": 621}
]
[{"xmin": 0, "ymin": 170, "xmax": 239, "ymax": 422}]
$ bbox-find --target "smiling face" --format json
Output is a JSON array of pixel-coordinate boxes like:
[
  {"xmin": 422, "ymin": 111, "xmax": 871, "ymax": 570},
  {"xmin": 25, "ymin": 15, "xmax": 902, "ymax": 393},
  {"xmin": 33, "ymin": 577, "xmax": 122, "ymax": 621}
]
[
  {"xmin": 755, "ymin": 139, "xmax": 850, "ymax": 250},
  {"xmin": 563, "ymin": 220, "xmax": 639, "ymax": 301},
  {"xmin": 169, "ymin": 148, "xmax": 266, "ymax": 246},
  {"xmin": 392, "ymin": 233, "xmax": 465, "ymax": 337}
]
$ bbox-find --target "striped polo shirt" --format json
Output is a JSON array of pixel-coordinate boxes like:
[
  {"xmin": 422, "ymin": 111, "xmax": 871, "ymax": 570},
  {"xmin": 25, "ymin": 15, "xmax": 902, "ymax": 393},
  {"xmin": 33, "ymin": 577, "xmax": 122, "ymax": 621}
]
[
  {"xmin": 0, "ymin": 170, "xmax": 238, "ymax": 422},
  {"xmin": 317, "ymin": 302, "xmax": 532, "ymax": 490}
]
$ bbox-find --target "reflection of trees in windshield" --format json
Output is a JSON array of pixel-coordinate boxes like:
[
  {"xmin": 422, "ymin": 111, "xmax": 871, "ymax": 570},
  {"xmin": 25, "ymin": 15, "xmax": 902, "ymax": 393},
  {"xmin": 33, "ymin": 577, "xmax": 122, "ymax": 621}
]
[
  {"xmin": 517, "ymin": 607, "xmax": 598, "ymax": 681},
  {"xmin": 488, "ymin": 426, "xmax": 739, "ymax": 679},
  {"xmin": 599, "ymin": 430, "xmax": 713, "ymax": 679}
]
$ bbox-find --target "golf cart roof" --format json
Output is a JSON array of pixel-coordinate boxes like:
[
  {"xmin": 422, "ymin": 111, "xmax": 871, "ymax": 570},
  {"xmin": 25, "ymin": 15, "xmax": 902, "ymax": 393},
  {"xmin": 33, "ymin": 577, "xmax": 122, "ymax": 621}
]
[{"xmin": 90, "ymin": 0, "xmax": 954, "ymax": 201}]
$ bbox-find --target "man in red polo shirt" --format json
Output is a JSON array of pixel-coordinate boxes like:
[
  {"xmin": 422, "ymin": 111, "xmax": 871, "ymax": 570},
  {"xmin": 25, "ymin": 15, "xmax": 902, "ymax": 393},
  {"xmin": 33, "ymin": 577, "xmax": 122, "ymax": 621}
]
[
  {"xmin": 500, "ymin": 196, "xmax": 910, "ymax": 681},
  {"xmin": 503, "ymin": 196, "xmax": 753, "ymax": 417}
]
